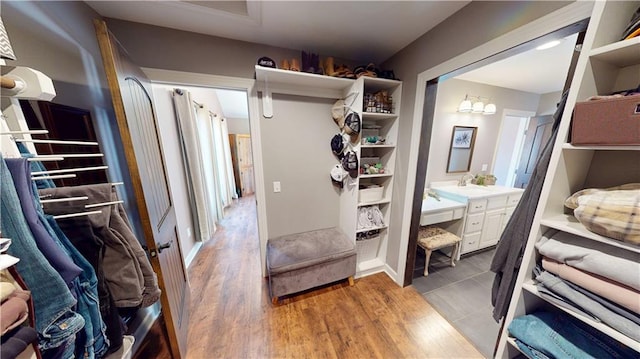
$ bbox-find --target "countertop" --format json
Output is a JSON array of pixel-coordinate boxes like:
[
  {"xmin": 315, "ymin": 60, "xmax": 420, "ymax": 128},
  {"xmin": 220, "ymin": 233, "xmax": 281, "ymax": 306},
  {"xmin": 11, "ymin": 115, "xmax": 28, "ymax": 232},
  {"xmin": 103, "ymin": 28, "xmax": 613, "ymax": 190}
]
[
  {"xmin": 432, "ymin": 184, "xmax": 524, "ymax": 202},
  {"xmin": 421, "ymin": 196, "xmax": 467, "ymax": 214}
]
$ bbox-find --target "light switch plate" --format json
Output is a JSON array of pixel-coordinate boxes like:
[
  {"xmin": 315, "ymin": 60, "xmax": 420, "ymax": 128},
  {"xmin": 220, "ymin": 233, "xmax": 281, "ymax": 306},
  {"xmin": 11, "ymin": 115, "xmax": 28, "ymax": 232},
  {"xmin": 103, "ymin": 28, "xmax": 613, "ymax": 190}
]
[
  {"xmin": 482, "ymin": 164, "xmax": 488, "ymax": 171},
  {"xmin": 273, "ymin": 181, "xmax": 281, "ymax": 193}
]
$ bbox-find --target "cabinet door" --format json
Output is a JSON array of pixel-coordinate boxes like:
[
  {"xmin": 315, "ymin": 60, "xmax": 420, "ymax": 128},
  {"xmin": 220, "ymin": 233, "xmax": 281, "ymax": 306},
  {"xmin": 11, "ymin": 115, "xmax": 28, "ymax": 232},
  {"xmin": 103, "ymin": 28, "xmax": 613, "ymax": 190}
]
[{"xmin": 480, "ymin": 208, "xmax": 505, "ymax": 246}]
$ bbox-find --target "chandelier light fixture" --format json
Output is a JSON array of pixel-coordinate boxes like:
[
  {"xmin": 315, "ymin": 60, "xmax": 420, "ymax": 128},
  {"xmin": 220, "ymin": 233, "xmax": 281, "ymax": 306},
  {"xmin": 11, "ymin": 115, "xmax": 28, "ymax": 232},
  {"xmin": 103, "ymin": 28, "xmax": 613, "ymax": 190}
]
[{"xmin": 458, "ymin": 94, "xmax": 496, "ymax": 115}]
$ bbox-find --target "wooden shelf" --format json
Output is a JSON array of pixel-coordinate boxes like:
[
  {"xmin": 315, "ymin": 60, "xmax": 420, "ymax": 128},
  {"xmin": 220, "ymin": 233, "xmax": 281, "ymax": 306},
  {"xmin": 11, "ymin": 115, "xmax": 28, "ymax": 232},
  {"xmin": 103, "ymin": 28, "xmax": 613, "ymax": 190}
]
[
  {"xmin": 358, "ymin": 198, "xmax": 391, "ymax": 207},
  {"xmin": 540, "ymin": 214, "xmax": 640, "ymax": 253},
  {"xmin": 522, "ymin": 282, "xmax": 640, "ymax": 352},
  {"xmin": 255, "ymin": 66, "xmax": 353, "ymax": 90},
  {"xmin": 356, "ymin": 225, "xmax": 388, "ymax": 234},
  {"xmin": 590, "ymin": 37, "xmax": 640, "ymax": 67},
  {"xmin": 362, "ymin": 77, "xmax": 402, "ymax": 92},
  {"xmin": 562, "ymin": 143, "xmax": 640, "ymax": 151},
  {"xmin": 362, "ymin": 112, "xmax": 398, "ymax": 121},
  {"xmin": 359, "ymin": 173, "xmax": 393, "ymax": 179},
  {"xmin": 361, "ymin": 144, "xmax": 396, "ymax": 149}
]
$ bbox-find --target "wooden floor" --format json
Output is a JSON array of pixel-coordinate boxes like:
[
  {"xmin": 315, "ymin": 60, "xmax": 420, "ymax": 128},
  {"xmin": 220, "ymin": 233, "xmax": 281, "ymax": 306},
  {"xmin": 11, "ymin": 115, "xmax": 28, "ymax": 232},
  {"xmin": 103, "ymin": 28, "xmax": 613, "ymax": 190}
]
[{"xmin": 171, "ymin": 196, "xmax": 483, "ymax": 358}]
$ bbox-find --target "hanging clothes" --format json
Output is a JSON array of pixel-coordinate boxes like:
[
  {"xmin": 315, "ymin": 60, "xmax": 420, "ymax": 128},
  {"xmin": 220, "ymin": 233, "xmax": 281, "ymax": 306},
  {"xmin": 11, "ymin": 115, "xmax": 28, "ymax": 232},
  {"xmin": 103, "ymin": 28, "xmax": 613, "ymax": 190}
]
[
  {"xmin": 0, "ymin": 156, "xmax": 84, "ymax": 358},
  {"xmin": 51, "ymin": 215, "xmax": 124, "ymax": 356},
  {"xmin": 39, "ymin": 184, "xmax": 160, "ymax": 308},
  {"xmin": 490, "ymin": 91, "xmax": 569, "ymax": 321}
]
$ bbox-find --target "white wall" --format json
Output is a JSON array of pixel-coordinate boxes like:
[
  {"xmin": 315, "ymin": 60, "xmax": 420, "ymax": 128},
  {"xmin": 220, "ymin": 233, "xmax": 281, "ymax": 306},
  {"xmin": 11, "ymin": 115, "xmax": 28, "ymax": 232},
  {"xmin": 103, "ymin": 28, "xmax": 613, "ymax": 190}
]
[
  {"xmin": 426, "ymin": 78, "xmax": 541, "ymax": 186},
  {"xmin": 226, "ymin": 117, "xmax": 250, "ymax": 134},
  {"xmin": 260, "ymin": 94, "xmax": 341, "ymax": 238},
  {"xmin": 537, "ymin": 90, "xmax": 563, "ymax": 115}
]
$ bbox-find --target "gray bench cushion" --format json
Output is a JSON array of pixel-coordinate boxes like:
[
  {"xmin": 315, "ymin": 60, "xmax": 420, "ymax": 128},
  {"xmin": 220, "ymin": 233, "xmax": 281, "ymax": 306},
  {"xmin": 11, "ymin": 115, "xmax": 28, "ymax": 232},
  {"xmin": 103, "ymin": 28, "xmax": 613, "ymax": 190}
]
[{"xmin": 267, "ymin": 227, "xmax": 355, "ymax": 275}]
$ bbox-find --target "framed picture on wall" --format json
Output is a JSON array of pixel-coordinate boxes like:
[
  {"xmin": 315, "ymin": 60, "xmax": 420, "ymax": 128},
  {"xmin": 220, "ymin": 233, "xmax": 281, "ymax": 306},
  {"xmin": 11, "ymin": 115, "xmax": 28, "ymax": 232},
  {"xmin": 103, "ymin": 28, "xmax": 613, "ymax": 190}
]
[{"xmin": 452, "ymin": 128, "xmax": 474, "ymax": 148}]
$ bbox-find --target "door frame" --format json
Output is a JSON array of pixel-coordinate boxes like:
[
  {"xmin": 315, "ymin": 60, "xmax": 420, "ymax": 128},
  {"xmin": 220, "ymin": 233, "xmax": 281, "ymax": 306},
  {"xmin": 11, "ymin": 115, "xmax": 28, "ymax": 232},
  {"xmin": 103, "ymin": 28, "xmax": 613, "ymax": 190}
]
[
  {"xmin": 397, "ymin": 2, "xmax": 593, "ymax": 286},
  {"xmin": 141, "ymin": 68, "xmax": 269, "ymax": 275},
  {"xmin": 491, "ymin": 109, "xmax": 536, "ymax": 187}
]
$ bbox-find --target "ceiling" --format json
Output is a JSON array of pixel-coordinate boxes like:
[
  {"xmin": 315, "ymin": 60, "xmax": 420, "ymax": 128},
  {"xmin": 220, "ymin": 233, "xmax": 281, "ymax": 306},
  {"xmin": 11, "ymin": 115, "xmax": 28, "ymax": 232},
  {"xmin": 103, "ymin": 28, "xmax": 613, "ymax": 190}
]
[
  {"xmin": 86, "ymin": 0, "xmax": 470, "ymax": 64},
  {"xmin": 455, "ymin": 33, "xmax": 579, "ymax": 94},
  {"xmin": 87, "ymin": 1, "xmax": 577, "ymax": 99}
]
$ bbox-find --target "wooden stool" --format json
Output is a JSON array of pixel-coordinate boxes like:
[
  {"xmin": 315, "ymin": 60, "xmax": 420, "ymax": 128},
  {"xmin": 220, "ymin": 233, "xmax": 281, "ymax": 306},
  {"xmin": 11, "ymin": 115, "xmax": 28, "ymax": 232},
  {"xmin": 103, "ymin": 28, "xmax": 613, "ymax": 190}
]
[{"xmin": 417, "ymin": 226, "xmax": 461, "ymax": 276}]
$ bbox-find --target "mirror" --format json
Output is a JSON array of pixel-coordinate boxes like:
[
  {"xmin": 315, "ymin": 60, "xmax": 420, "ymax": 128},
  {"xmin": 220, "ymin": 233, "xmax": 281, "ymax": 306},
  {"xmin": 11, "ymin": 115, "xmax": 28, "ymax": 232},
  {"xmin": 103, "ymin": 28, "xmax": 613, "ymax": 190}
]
[{"xmin": 446, "ymin": 125, "xmax": 477, "ymax": 173}]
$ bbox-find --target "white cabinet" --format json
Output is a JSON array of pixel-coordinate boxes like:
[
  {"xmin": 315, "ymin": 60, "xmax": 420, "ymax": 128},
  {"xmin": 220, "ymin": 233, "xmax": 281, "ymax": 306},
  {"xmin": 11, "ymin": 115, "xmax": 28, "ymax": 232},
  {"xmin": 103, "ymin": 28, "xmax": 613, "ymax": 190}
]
[
  {"xmin": 455, "ymin": 192, "xmax": 522, "ymax": 255},
  {"xmin": 497, "ymin": 1, "xmax": 640, "ymax": 357}
]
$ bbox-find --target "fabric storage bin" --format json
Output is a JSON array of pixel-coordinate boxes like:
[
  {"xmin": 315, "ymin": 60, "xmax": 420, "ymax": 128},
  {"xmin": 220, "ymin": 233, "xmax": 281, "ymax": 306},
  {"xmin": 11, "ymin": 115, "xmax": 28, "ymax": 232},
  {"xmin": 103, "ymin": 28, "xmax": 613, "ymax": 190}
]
[
  {"xmin": 359, "ymin": 185, "xmax": 383, "ymax": 203},
  {"xmin": 571, "ymin": 94, "xmax": 640, "ymax": 145}
]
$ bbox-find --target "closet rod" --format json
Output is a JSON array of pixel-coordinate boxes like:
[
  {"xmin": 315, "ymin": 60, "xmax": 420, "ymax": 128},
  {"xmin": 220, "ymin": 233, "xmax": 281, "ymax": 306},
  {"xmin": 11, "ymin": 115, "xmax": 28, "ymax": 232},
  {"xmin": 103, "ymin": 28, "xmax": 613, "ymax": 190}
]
[
  {"xmin": 111, "ymin": 182, "xmax": 124, "ymax": 186},
  {"xmin": 53, "ymin": 210, "xmax": 102, "ymax": 220},
  {"xmin": 85, "ymin": 200, "xmax": 124, "ymax": 209},
  {"xmin": 0, "ymin": 130, "xmax": 49, "ymax": 135},
  {"xmin": 15, "ymin": 139, "xmax": 99, "ymax": 146},
  {"xmin": 0, "ymin": 77, "xmax": 18, "ymax": 89},
  {"xmin": 40, "ymin": 196, "xmax": 88, "ymax": 204},
  {"xmin": 32, "ymin": 174, "xmax": 76, "ymax": 180},
  {"xmin": 31, "ymin": 165, "xmax": 108, "ymax": 176},
  {"xmin": 33, "ymin": 153, "xmax": 104, "ymax": 159}
]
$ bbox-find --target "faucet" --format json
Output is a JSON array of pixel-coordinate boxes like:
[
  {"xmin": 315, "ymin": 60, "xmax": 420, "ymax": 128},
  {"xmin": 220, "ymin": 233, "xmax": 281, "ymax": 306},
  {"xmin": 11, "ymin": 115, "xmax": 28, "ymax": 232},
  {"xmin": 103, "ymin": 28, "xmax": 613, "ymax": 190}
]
[{"xmin": 458, "ymin": 173, "xmax": 474, "ymax": 187}]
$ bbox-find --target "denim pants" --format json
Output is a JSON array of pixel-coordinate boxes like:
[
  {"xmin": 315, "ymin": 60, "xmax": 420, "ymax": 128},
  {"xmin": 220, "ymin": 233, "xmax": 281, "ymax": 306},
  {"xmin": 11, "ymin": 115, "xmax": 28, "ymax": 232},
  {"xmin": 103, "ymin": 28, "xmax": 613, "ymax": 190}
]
[
  {"xmin": 508, "ymin": 311, "xmax": 637, "ymax": 358},
  {"xmin": 4, "ymin": 158, "xmax": 82, "ymax": 285},
  {"xmin": 46, "ymin": 216, "xmax": 110, "ymax": 359},
  {"xmin": 0, "ymin": 157, "xmax": 84, "ymax": 354}
]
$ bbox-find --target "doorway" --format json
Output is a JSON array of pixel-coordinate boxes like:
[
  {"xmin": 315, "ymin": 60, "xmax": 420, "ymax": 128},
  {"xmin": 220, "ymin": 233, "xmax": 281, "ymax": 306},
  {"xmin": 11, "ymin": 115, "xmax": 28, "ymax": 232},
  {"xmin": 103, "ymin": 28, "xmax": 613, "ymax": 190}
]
[
  {"xmin": 406, "ymin": 23, "xmax": 587, "ymax": 357},
  {"xmin": 151, "ymin": 81, "xmax": 258, "ymax": 258}
]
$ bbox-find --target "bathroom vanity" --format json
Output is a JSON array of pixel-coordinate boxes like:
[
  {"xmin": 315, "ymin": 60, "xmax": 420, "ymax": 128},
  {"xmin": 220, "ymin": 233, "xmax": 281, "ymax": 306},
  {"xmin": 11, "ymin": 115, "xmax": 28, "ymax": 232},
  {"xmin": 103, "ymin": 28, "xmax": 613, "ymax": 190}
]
[{"xmin": 431, "ymin": 184, "xmax": 524, "ymax": 256}]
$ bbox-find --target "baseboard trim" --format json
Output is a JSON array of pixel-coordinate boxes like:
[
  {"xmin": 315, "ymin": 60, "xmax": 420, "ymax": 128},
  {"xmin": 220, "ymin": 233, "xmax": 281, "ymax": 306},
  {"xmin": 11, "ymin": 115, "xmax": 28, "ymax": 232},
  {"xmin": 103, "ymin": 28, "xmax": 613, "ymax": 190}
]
[{"xmin": 186, "ymin": 241, "xmax": 203, "ymax": 268}]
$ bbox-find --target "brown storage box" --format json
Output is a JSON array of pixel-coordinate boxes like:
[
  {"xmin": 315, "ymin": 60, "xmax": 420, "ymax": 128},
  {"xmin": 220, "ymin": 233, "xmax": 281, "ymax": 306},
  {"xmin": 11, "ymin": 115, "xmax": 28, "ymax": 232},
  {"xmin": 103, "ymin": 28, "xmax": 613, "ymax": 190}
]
[{"xmin": 571, "ymin": 94, "xmax": 640, "ymax": 145}]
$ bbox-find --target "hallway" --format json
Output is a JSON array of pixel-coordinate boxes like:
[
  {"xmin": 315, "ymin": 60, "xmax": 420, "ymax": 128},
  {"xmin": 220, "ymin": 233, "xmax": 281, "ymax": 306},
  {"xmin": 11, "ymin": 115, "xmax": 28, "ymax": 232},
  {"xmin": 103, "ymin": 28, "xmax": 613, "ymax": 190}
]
[{"xmin": 183, "ymin": 196, "xmax": 483, "ymax": 358}]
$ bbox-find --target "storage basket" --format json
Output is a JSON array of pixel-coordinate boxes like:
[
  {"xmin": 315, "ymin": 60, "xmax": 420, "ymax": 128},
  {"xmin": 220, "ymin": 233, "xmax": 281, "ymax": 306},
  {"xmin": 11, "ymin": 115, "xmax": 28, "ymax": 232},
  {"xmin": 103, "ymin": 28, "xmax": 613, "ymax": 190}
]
[
  {"xmin": 572, "ymin": 94, "xmax": 640, "ymax": 145},
  {"xmin": 359, "ymin": 185, "xmax": 383, "ymax": 203},
  {"xmin": 356, "ymin": 235, "xmax": 381, "ymax": 262}
]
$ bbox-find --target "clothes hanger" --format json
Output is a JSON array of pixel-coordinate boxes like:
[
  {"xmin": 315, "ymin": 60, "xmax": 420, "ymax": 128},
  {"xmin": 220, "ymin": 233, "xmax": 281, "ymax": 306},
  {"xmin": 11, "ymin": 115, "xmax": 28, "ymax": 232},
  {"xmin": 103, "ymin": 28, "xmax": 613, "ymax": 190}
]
[
  {"xmin": 52, "ymin": 210, "xmax": 102, "ymax": 220},
  {"xmin": 31, "ymin": 165, "xmax": 108, "ymax": 176},
  {"xmin": 40, "ymin": 196, "xmax": 88, "ymax": 204}
]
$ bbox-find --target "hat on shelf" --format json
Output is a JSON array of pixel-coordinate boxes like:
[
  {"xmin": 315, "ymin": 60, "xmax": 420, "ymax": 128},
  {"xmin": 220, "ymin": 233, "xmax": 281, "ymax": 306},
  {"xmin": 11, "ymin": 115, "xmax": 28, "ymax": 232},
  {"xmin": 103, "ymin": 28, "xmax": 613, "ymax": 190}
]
[
  {"xmin": 331, "ymin": 133, "xmax": 346, "ymax": 159},
  {"xmin": 332, "ymin": 99, "xmax": 346, "ymax": 129},
  {"xmin": 330, "ymin": 164, "xmax": 348, "ymax": 188},
  {"xmin": 341, "ymin": 150, "xmax": 359, "ymax": 178},
  {"xmin": 344, "ymin": 112, "xmax": 361, "ymax": 143},
  {"xmin": 257, "ymin": 56, "xmax": 276, "ymax": 68}
]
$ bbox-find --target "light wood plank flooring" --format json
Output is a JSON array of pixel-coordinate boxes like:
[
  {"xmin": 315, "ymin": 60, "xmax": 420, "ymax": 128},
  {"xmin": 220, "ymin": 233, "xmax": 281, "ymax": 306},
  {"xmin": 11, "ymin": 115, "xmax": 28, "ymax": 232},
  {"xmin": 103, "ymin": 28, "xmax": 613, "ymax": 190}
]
[{"xmin": 185, "ymin": 196, "xmax": 483, "ymax": 358}]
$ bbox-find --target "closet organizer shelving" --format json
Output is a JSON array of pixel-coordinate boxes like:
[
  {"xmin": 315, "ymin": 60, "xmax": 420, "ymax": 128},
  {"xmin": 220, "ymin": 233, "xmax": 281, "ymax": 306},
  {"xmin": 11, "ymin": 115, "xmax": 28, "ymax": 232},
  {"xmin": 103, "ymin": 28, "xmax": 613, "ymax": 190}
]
[
  {"xmin": 496, "ymin": 1, "xmax": 640, "ymax": 357},
  {"xmin": 255, "ymin": 66, "xmax": 402, "ymax": 277}
]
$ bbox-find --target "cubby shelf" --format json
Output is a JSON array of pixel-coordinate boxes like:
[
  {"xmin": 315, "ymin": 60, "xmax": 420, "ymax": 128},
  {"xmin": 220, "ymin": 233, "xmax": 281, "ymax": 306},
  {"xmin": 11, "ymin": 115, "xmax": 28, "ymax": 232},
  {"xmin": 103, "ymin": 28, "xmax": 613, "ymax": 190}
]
[
  {"xmin": 359, "ymin": 173, "xmax": 393, "ymax": 179},
  {"xmin": 589, "ymin": 36, "xmax": 640, "ymax": 67},
  {"xmin": 356, "ymin": 225, "xmax": 388, "ymax": 233},
  {"xmin": 522, "ymin": 282, "xmax": 640, "ymax": 352},
  {"xmin": 540, "ymin": 214, "xmax": 640, "ymax": 254}
]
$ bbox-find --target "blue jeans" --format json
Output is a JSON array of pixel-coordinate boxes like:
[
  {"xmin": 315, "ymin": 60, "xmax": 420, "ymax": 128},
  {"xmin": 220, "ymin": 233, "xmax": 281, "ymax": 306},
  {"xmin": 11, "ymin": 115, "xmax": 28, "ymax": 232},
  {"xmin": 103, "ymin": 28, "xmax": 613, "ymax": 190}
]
[
  {"xmin": 508, "ymin": 311, "xmax": 637, "ymax": 358},
  {"xmin": 0, "ymin": 156, "xmax": 84, "ymax": 352},
  {"xmin": 46, "ymin": 216, "xmax": 110, "ymax": 359}
]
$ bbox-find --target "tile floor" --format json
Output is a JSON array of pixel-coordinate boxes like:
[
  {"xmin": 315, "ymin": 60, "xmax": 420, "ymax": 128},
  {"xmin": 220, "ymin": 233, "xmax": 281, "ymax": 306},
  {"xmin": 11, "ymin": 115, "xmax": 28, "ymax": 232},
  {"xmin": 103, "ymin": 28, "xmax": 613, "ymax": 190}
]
[{"xmin": 412, "ymin": 247, "xmax": 501, "ymax": 358}]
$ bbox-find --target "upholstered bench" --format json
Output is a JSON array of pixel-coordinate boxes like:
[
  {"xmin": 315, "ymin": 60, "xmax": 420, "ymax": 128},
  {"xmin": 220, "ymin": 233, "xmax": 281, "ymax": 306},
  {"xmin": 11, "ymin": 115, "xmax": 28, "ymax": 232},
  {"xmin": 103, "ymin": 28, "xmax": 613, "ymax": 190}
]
[
  {"xmin": 417, "ymin": 226, "xmax": 461, "ymax": 276},
  {"xmin": 266, "ymin": 227, "xmax": 356, "ymax": 304}
]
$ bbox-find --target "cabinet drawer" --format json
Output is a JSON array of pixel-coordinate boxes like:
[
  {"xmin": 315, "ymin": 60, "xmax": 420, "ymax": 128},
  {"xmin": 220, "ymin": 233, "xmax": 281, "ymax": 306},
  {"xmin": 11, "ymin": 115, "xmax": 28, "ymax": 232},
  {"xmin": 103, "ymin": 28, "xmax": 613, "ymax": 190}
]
[
  {"xmin": 460, "ymin": 232, "xmax": 481, "ymax": 254},
  {"xmin": 465, "ymin": 213, "xmax": 485, "ymax": 233},
  {"xmin": 467, "ymin": 199, "xmax": 487, "ymax": 213},
  {"xmin": 420, "ymin": 207, "xmax": 465, "ymax": 225},
  {"xmin": 507, "ymin": 193, "xmax": 523, "ymax": 206},
  {"xmin": 487, "ymin": 195, "xmax": 507, "ymax": 210}
]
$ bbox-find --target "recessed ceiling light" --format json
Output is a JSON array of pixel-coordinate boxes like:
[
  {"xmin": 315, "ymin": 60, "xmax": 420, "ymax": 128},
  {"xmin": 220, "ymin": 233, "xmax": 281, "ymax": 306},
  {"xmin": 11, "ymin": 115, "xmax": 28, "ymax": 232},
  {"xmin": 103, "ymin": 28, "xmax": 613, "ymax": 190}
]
[{"xmin": 536, "ymin": 40, "xmax": 561, "ymax": 50}]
